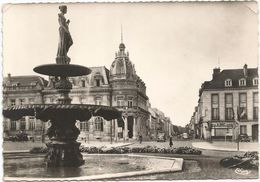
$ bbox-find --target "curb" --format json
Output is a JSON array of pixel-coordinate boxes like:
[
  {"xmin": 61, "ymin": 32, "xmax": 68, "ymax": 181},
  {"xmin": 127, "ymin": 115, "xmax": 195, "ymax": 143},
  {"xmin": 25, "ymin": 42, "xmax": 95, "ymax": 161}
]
[
  {"xmin": 3, "ymin": 150, "xmax": 30, "ymax": 154},
  {"xmin": 191, "ymin": 143, "xmax": 255, "ymax": 152}
]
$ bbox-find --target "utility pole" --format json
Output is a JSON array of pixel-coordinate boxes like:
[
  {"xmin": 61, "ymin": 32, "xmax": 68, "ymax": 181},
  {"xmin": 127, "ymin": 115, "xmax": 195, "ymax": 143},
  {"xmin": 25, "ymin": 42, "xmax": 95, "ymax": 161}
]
[{"xmin": 234, "ymin": 106, "xmax": 240, "ymax": 151}]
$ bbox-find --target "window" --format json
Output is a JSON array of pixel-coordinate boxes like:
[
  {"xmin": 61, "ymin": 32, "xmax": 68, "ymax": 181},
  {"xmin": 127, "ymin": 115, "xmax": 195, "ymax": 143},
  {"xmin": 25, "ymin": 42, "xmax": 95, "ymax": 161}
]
[
  {"xmin": 29, "ymin": 120, "xmax": 35, "ymax": 130},
  {"xmin": 96, "ymin": 79, "xmax": 100, "ymax": 87},
  {"xmin": 95, "ymin": 97, "xmax": 102, "ymax": 105},
  {"xmin": 211, "ymin": 94, "xmax": 219, "ymax": 120},
  {"xmin": 239, "ymin": 93, "xmax": 247, "ymax": 120},
  {"xmin": 80, "ymin": 121, "xmax": 89, "ymax": 131},
  {"xmin": 117, "ymin": 96, "xmax": 125, "ymax": 106},
  {"xmin": 19, "ymin": 99, "xmax": 25, "ymax": 105},
  {"xmin": 20, "ymin": 117, "xmax": 26, "ymax": 130},
  {"xmin": 94, "ymin": 117, "xmax": 103, "ymax": 131},
  {"xmin": 240, "ymin": 125, "xmax": 247, "ymax": 134},
  {"xmin": 29, "ymin": 117, "xmax": 36, "ymax": 130},
  {"xmin": 127, "ymin": 97, "xmax": 133, "ymax": 108},
  {"xmin": 253, "ymin": 78, "xmax": 258, "ymax": 86},
  {"xmin": 225, "ymin": 79, "xmax": 232, "ymax": 87},
  {"xmin": 10, "ymin": 99, "xmax": 15, "ymax": 106},
  {"xmin": 10, "ymin": 121, "xmax": 16, "ymax": 130},
  {"xmin": 225, "ymin": 94, "xmax": 233, "ymax": 120},
  {"xmin": 81, "ymin": 80, "xmax": 85, "ymax": 87},
  {"xmin": 239, "ymin": 79, "xmax": 246, "ymax": 86},
  {"xmin": 253, "ymin": 92, "xmax": 258, "ymax": 120}
]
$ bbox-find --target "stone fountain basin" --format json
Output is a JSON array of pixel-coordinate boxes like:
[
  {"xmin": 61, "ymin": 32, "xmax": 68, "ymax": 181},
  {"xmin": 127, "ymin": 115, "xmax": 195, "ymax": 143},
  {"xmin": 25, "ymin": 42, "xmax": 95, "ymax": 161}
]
[
  {"xmin": 4, "ymin": 153, "xmax": 183, "ymax": 181},
  {"xmin": 3, "ymin": 104, "xmax": 121, "ymax": 121}
]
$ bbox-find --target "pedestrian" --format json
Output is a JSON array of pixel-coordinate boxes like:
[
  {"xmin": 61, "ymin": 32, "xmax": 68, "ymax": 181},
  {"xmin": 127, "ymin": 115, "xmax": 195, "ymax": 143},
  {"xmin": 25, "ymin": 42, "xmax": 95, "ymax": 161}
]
[
  {"xmin": 169, "ymin": 136, "xmax": 173, "ymax": 148},
  {"xmin": 139, "ymin": 133, "xmax": 142, "ymax": 144}
]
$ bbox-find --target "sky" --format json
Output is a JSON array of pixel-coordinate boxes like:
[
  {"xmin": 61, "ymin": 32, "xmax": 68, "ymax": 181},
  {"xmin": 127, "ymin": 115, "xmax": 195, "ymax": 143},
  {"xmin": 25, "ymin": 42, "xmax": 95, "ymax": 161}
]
[{"xmin": 2, "ymin": 2, "xmax": 258, "ymax": 126}]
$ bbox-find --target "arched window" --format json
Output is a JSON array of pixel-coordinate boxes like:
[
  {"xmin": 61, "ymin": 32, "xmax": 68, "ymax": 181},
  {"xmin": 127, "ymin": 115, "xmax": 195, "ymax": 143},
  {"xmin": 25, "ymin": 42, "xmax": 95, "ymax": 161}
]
[
  {"xmin": 253, "ymin": 78, "xmax": 258, "ymax": 86},
  {"xmin": 224, "ymin": 79, "xmax": 232, "ymax": 87},
  {"xmin": 239, "ymin": 78, "xmax": 246, "ymax": 86},
  {"xmin": 94, "ymin": 117, "xmax": 103, "ymax": 131},
  {"xmin": 80, "ymin": 121, "xmax": 89, "ymax": 131}
]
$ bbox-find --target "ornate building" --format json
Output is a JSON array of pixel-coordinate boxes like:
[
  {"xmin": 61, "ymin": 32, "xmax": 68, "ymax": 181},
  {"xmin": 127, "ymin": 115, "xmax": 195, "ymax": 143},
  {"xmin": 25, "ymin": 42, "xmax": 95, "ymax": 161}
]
[
  {"xmin": 190, "ymin": 64, "xmax": 258, "ymax": 141},
  {"xmin": 3, "ymin": 74, "xmax": 48, "ymax": 139},
  {"xmin": 3, "ymin": 42, "xmax": 155, "ymax": 141}
]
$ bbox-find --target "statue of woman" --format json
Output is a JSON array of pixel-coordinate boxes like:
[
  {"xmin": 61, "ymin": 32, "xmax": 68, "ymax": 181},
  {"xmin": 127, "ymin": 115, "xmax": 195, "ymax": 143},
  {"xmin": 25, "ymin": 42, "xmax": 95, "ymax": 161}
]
[{"xmin": 56, "ymin": 5, "xmax": 73, "ymax": 64}]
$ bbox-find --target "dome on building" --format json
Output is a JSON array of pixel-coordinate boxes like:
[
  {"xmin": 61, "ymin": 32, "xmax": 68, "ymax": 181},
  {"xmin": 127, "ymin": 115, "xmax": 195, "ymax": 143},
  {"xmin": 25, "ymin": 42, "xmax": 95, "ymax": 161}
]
[{"xmin": 110, "ymin": 43, "xmax": 136, "ymax": 80}]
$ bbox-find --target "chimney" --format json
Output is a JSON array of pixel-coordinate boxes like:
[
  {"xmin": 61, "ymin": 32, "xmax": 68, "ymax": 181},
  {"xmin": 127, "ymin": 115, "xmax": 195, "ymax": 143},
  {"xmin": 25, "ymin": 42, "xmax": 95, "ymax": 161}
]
[
  {"xmin": 7, "ymin": 73, "xmax": 11, "ymax": 79},
  {"xmin": 243, "ymin": 64, "xmax": 248, "ymax": 77},
  {"xmin": 212, "ymin": 67, "xmax": 220, "ymax": 79}
]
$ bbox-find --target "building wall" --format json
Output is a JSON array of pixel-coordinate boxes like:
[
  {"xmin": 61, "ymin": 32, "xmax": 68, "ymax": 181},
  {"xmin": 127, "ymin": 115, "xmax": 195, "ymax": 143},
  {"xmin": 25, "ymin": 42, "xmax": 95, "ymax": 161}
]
[{"xmin": 199, "ymin": 88, "xmax": 258, "ymax": 140}]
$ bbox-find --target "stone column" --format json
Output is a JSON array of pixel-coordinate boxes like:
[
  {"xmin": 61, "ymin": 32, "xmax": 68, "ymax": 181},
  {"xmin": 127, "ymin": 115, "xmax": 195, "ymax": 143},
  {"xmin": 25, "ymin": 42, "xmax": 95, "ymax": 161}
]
[
  {"xmin": 114, "ymin": 119, "xmax": 118, "ymax": 142},
  {"xmin": 133, "ymin": 117, "xmax": 137, "ymax": 139},
  {"xmin": 16, "ymin": 121, "xmax": 20, "ymax": 131},
  {"xmin": 26, "ymin": 117, "xmax": 30, "ymax": 130},
  {"xmin": 124, "ymin": 117, "xmax": 128, "ymax": 140}
]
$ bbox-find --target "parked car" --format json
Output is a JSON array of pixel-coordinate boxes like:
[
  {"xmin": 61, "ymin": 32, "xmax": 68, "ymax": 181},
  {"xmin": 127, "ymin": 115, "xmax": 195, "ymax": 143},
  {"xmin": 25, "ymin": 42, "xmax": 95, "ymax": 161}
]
[
  {"xmin": 157, "ymin": 133, "xmax": 166, "ymax": 142},
  {"xmin": 182, "ymin": 133, "xmax": 189, "ymax": 139},
  {"xmin": 239, "ymin": 134, "xmax": 250, "ymax": 142}
]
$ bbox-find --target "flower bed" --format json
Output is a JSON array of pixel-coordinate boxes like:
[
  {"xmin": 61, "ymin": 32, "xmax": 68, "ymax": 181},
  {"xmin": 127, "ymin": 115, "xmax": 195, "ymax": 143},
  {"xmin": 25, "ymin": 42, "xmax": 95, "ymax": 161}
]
[
  {"xmin": 30, "ymin": 145, "xmax": 202, "ymax": 155},
  {"xmin": 30, "ymin": 147, "xmax": 48, "ymax": 153}
]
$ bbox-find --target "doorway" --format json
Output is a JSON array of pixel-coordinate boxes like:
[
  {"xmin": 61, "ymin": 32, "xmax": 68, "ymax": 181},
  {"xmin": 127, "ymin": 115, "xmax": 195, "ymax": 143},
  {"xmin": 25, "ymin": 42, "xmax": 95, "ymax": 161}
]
[
  {"xmin": 252, "ymin": 124, "xmax": 258, "ymax": 141},
  {"xmin": 127, "ymin": 116, "xmax": 133, "ymax": 138}
]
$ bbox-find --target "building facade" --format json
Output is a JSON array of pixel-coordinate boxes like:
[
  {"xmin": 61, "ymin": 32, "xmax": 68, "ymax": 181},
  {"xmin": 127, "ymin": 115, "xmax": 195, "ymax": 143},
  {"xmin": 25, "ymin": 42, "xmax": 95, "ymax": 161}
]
[
  {"xmin": 3, "ymin": 42, "xmax": 172, "ymax": 141},
  {"xmin": 190, "ymin": 64, "xmax": 258, "ymax": 141}
]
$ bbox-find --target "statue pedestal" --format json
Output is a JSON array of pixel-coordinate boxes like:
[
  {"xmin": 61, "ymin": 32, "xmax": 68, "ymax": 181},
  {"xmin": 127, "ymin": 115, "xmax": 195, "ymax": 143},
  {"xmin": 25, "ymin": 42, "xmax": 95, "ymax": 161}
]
[
  {"xmin": 56, "ymin": 56, "xmax": 71, "ymax": 64},
  {"xmin": 45, "ymin": 141, "xmax": 84, "ymax": 167}
]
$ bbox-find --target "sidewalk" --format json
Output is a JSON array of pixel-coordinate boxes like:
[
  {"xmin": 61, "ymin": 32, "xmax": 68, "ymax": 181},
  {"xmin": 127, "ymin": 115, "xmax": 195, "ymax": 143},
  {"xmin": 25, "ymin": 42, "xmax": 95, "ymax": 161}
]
[
  {"xmin": 81, "ymin": 141, "xmax": 135, "ymax": 148},
  {"xmin": 192, "ymin": 141, "xmax": 259, "ymax": 152}
]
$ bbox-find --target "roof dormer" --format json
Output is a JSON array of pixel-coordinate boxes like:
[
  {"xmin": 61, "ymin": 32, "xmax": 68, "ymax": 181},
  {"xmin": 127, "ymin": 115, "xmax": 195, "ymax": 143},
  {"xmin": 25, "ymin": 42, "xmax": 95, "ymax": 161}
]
[
  {"xmin": 239, "ymin": 78, "xmax": 246, "ymax": 86},
  {"xmin": 224, "ymin": 79, "xmax": 232, "ymax": 87}
]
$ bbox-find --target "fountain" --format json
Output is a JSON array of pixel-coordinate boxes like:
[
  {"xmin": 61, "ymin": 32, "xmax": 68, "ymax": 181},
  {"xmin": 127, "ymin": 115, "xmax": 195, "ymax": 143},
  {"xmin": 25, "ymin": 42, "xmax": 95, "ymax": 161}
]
[
  {"xmin": 3, "ymin": 6, "xmax": 184, "ymax": 180},
  {"xmin": 3, "ymin": 5, "xmax": 121, "ymax": 167}
]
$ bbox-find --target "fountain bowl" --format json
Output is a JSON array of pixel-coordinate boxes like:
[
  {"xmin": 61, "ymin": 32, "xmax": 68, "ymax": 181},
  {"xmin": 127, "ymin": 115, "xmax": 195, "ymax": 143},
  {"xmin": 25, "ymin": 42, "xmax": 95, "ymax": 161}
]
[{"xmin": 33, "ymin": 64, "xmax": 92, "ymax": 77}]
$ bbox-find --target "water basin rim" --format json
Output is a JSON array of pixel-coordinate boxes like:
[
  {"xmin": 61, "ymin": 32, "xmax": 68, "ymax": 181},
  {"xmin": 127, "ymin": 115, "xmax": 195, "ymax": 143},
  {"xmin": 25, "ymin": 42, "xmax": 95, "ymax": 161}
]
[{"xmin": 4, "ymin": 156, "xmax": 183, "ymax": 180}]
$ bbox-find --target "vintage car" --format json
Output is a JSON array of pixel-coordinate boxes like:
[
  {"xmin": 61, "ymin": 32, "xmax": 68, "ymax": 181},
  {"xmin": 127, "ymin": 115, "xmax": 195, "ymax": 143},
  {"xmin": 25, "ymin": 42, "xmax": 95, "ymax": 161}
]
[
  {"xmin": 182, "ymin": 133, "xmax": 189, "ymax": 139},
  {"xmin": 157, "ymin": 132, "xmax": 166, "ymax": 142}
]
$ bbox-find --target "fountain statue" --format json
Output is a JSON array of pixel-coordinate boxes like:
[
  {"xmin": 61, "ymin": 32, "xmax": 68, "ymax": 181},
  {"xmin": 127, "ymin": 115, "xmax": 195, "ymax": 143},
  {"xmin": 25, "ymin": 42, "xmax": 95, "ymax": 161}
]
[{"xmin": 3, "ymin": 5, "xmax": 121, "ymax": 167}]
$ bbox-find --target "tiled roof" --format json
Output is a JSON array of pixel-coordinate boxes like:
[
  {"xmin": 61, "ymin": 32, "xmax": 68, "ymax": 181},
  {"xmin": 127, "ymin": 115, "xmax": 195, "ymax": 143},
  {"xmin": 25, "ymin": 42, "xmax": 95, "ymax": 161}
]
[
  {"xmin": 202, "ymin": 67, "xmax": 258, "ymax": 90},
  {"xmin": 3, "ymin": 75, "xmax": 48, "ymax": 87}
]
